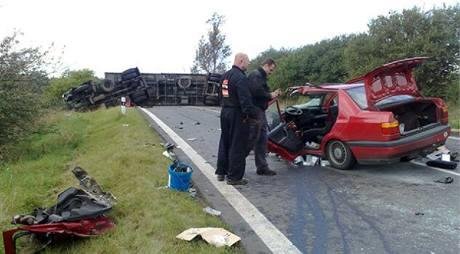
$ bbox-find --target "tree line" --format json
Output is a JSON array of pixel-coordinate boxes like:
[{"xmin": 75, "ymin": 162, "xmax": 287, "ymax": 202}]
[{"xmin": 249, "ymin": 5, "xmax": 459, "ymax": 103}]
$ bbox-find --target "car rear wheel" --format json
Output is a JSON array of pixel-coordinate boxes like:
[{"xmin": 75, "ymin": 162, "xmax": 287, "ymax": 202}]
[{"xmin": 326, "ymin": 140, "xmax": 355, "ymax": 170}]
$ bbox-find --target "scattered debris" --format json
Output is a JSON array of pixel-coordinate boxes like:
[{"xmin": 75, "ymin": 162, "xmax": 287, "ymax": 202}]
[
  {"xmin": 3, "ymin": 167, "xmax": 115, "ymax": 254},
  {"xmin": 320, "ymin": 159, "xmax": 330, "ymax": 167},
  {"xmin": 434, "ymin": 177, "xmax": 454, "ymax": 184},
  {"xmin": 425, "ymin": 146, "xmax": 458, "ymax": 169},
  {"xmin": 441, "ymin": 153, "xmax": 451, "ymax": 162},
  {"xmin": 187, "ymin": 138, "xmax": 197, "ymax": 141},
  {"xmin": 189, "ymin": 188, "xmax": 197, "ymax": 198},
  {"xmin": 294, "ymin": 155, "xmax": 320, "ymax": 166},
  {"xmin": 162, "ymin": 143, "xmax": 193, "ymax": 191},
  {"xmin": 176, "ymin": 227, "xmax": 240, "ymax": 247},
  {"xmin": 305, "ymin": 141, "xmax": 320, "ymax": 149},
  {"xmin": 415, "ymin": 212, "xmax": 424, "ymax": 216},
  {"xmin": 157, "ymin": 185, "xmax": 169, "ymax": 190},
  {"xmin": 203, "ymin": 207, "xmax": 222, "ymax": 216},
  {"xmin": 426, "ymin": 160, "xmax": 457, "ymax": 170}
]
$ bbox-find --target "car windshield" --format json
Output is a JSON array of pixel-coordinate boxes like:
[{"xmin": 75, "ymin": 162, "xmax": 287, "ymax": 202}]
[
  {"xmin": 346, "ymin": 86, "xmax": 368, "ymax": 109},
  {"xmin": 293, "ymin": 94, "xmax": 324, "ymax": 109}
]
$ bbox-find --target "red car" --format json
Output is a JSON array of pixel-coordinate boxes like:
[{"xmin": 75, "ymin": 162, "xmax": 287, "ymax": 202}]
[{"xmin": 267, "ymin": 57, "xmax": 450, "ymax": 169}]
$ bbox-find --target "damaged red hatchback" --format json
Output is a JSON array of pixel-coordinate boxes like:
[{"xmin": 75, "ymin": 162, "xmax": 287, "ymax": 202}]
[{"xmin": 267, "ymin": 57, "xmax": 450, "ymax": 170}]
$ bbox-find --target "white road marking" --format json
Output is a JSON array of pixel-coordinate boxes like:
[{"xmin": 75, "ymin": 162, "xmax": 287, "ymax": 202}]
[
  {"xmin": 448, "ymin": 136, "xmax": 460, "ymax": 141},
  {"xmin": 140, "ymin": 107, "xmax": 301, "ymax": 254},
  {"xmin": 410, "ymin": 160, "xmax": 460, "ymax": 176}
]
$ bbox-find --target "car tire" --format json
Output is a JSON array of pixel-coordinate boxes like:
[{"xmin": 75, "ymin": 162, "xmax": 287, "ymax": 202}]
[{"xmin": 326, "ymin": 140, "xmax": 355, "ymax": 170}]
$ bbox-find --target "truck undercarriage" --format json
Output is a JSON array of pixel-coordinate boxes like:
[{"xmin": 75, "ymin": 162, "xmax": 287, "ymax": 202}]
[{"xmin": 63, "ymin": 67, "xmax": 221, "ymax": 110}]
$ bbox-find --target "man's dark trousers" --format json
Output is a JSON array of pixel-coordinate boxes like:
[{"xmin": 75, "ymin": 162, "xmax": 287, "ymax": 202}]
[
  {"xmin": 254, "ymin": 109, "xmax": 269, "ymax": 171},
  {"xmin": 216, "ymin": 107, "xmax": 252, "ymax": 181}
]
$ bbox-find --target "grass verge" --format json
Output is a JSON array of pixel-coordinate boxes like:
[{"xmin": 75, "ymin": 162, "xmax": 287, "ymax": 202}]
[
  {"xmin": 0, "ymin": 107, "xmax": 242, "ymax": 254},
  {"xmin": 448, "ymin": 101, "xmax": 459, "ymax": 129}
]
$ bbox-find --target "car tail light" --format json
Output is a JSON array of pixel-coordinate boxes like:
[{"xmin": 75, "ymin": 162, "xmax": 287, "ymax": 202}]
[
  {"xmin": 381, "ymin": 120, "xmax": 400, "ymax": 136},
  {"xmin": 440, "ymin": 105, "xmax": 448, "ymax": 124}
]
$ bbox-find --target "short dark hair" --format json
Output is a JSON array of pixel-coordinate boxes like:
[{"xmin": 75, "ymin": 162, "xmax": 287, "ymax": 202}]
[{"xmin": 261, "ymin": 58, "xmax": 276, "ymax": 67}]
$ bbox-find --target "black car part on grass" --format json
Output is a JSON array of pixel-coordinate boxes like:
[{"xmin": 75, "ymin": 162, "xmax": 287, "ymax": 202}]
[
  {"xmin": 63, "ymin": 67, "xmax": 222, "ymax": 110},
  {"xmin": 2, "ymin": 167, "xmax": 116, "ymax": 254}
]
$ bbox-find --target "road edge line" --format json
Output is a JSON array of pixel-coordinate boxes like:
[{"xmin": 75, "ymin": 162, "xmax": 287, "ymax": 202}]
[
  {"xmin": 410, "ymin": 160, "xmax": 460, "ymax": 176},
  {"xmin": 140, "ymin": 107, "xmax": 302, "ymax": 254}
]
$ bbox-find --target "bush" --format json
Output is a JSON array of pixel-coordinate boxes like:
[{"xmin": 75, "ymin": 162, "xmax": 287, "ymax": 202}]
[{"xmin": 0, "ymin": 33, "xmax": 51, "ymax": 155}]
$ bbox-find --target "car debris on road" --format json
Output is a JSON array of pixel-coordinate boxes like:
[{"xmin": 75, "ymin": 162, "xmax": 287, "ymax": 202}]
[
  {"xmin": 434, "ymin": 176, "xmax": 454, "ymax": 184},
  {"xmin": 425, "ymin": 145, "xmax": 458, "ymax": 169}
]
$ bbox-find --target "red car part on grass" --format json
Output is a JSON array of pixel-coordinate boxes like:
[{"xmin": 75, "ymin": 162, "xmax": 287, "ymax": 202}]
[
  {"xmin": 266, "ymin": 57, "xmax": 450, "ymax": 169},
  {"xmin": 2, "ymin": 167, "xmax": 116, "ymax": 254},
  {"xmin": 3, "ymin": 217, "xmax": 114, "ymax": 254}
]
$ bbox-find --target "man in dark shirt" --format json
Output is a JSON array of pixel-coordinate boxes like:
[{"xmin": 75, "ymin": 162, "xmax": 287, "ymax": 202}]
[
  {"xmin": 248, "ymin": 58, "xmax": 281, "ymax": 175},
  {"xmin": 216, "ymin": 53, "xmax": 259, "ymax": 185}
]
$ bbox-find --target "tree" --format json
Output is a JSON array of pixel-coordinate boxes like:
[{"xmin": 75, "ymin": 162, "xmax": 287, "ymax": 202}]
[
  {"xmin": 0, "ymin": 33, "xmax": 51, "ymax": 154},
  {"xmin": 344, "ymin": 5, "xmax": 460, "ymax": 99},
  {"xmin": 191, "ymin": 13, "xmax": 231, "ymax": 74},
  {"xmin": 248, "ymin": 47, "xmax": 291, "ymax": 72},
  {"xmin": 266, "ymin": 36, "xmax": 352, "ymax": 90}
]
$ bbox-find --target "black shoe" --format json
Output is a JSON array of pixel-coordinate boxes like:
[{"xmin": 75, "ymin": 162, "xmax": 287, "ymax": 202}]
[
  {"xmin": 217, "ymin": 175, "xmax": 225, "ymax": 181},
  {"xmin": 226, "ymin": 178, "xmax": 248, "ymax": 185},
  {"xmin": 256, "ymin": 168, "xmax": 277, "ymax": 176}
]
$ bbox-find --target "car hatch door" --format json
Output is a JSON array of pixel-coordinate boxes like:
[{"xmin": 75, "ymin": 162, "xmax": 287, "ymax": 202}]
[{"xmin": 347, "ymin": 57, "xmax": 427, "ymax": 109}]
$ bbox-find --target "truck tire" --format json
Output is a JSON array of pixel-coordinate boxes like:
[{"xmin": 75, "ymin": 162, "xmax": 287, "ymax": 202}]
[
  {"xmin": 100, "ymin": 79, "xmax": 115, "ymax": 92},
  {"xmin": 121, "ymin": 67, "xmax": 141, "ymax": 82},
  {"xmin": 326, "ymin": 140, "xmax": 356, "ymax": 170}
]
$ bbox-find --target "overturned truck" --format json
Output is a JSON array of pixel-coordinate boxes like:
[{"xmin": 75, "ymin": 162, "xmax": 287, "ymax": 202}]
[{"xmin": 63, "ymin": 67, "xmax": 222, "ymax": 110}]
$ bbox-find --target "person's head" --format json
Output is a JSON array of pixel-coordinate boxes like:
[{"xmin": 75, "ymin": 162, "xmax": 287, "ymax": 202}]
[
  {"xmin": 261, "ymin": 58, "xmax": 276, "ymax": 76},
  {"xmin": 234, "ymin": 53, "xmax": 250, "ymax": 71}
]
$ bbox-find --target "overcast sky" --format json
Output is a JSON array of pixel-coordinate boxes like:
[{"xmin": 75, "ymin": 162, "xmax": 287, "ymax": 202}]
[{"xmin": 0, "ymin": 0, "xmax": 457, "ymax": 77}]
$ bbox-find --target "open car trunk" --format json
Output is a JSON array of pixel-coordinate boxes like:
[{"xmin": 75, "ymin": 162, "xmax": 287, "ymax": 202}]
[{"xmin": 379, "ymin": 99, "xmax": 438, "ymax": 134}]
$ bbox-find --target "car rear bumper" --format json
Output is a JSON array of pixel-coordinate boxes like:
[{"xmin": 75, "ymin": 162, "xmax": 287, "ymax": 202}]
[{"xmin": 347, "ymin": 125, "xmax": 450, "ymax": 164}]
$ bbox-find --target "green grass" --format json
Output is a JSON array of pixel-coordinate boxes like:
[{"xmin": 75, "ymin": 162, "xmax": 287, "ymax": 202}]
[
  {"xmin": 0, "ymin": 108, "xmax": 242, "ymax": 254},
  {"xmin": 448, "ymin": 101, "xmax": 460, "ymax": 129}
]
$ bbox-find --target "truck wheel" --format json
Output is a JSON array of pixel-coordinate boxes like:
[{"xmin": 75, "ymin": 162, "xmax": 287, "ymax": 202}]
[
  {"xmin": 101, "ymin": 79, "xmax": 115, "ymax": 92},
  {"xmin": 326, "ymin": 140, "xmax": 355, "ymax": 170}
]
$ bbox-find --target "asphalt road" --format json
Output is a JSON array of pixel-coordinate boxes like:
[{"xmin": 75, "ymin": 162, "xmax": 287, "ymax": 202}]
[{"xmin": 144, "ymin": 106, "xmax": 459, "ymax": 254}]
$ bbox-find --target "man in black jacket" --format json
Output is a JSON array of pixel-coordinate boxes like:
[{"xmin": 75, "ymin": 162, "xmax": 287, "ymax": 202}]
[
  {"xmin": 216, "ymin": 53, "xmax": 259, "ymax": 185},
  {"xmin": 248, "ymin": 58, "xmax": 281, "ymax": 175}
]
